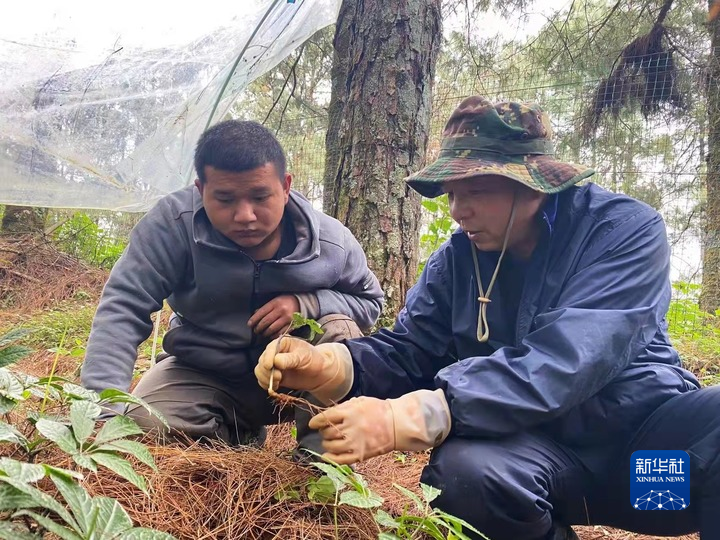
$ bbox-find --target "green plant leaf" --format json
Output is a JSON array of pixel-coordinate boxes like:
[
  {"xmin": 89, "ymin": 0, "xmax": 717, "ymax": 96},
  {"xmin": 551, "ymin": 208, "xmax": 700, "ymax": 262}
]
[
  {"xmin": 0, "ymin": 345, "xmax": 32, "ymax": 368},
  {"xmin": 274, "ymin": 486, "xmax": 302, "ymax": 502},
  {"xmin": 0, "ymin": 483, "xmax": 37, "ymax": 510},
  {"xmin": 0, "ymin": 421, "xmax": 28, "ymax": 448},
  {"xmin": 1, "ymin": 477, "xmax": 78, "ymax": 529},
  {"xmin": 290, "ymin": 312, "xmax": 308, "ymax": 329},
  {"xmin": 50, "ymin": 471, "xmax": 94, "ymax": 535},
  {"xmin": 377, "ymin": 533, "xmax": 402, "ymax": 540},
  {"xmin": 305, "ymin": 319, "xmax": 324, "ymax": 337},
  {"xmin": 83, "ymin": 496, "xmax": 134, "ymax": 537},
  {"xmin": 339, "ymin": 490, "xmax": 383, "ymax": 508},
  {"xmin": 14, "ymin": 370, "xmax": 38, "ymax": 387},
  {"xmin": 12, "ymin": 510, "xmax": 83, "ymax": 540},
  {"xmin": 290, "ymin": 313, "xmax": 324, "ymax": 339},
  {"xmin": 343, "ymin": 468, "xmax": 370, "ymax": 495},
  {"xmin": 42, "ymin": 464, "xmax": 85, "ymax": 482},
  {"xmin": 98, "ymin": 390, "xmax": 168, "ymax": 428},
  {"xmin": 35, "ymin": 375, "xmax": 76, "ymax": 387},
  {"xmin": 416, "ymin": 516, "xmax": 447, "ymax": 540},
  {"xmin": 311, "ymin": 462, "xmax": 350, "ymax": 490},
  {"xmin": 70, "ymin": 400, "xmax": 101, "ymax": 444},
  {"xmin": 0, "ymin": 369, "xmax": 26, "ymax": 401},
  {"xmin": 0, "ymin": 328, "xmax": 31, "ymax": 346},
  {"xmin": 72, "ymin": 454, "xmax": 98, "ymax": 472},
  {"xmin": 393, "ymin": 483, "xmax": 423, "ymax": 511},
  {"xmin": 98, "ymin": 440, "xmax": 157, "ymax": 471},
  {"xmin": 0, "ymin": 458, "xmax": 46, "ymax": 483},
  {"xmin": 433, "ymin": 509, "xmax": 487, "ymax": 538},
  {"xmin": 90, "ymin": 452, "xmax": 148, "ymax": 493},
  {"xmin": 422, "ymin": 199, "xmax": 439, "ymax": 213},
  {"xmin": 374, "ymin": 509, "xmax": 399, "ymax": 529},
  {"xmin": 433, "ymin": 521, "xmax": 478, "ymax": 540},
  {"xmin": 0, "ymin": 521, "xmax": 41, "ymax": 540},
  {"xmin": 94, "ymin": 415, "xmax": 143, "ymax": 445},
  {"xmin": 420, "ymin": 482, "xmax": 441, "ymax": 504},
  {"xmin": 27, "ymin": 382, "xmax": 61, "ymax": 401},
  {"xmin": 307, "ymin": 475, "xmax": 338, "ymax": 503},
  {"xmin": 35, "ymin": 419, "xmax": 78, "ymax": 454},
  {"xmin": 118, "ymin": 528, "xmax": 178, "ymax": 539},
  {"xmin": 63, "ymin": 383, "xmax": 99, "ymax": 402},
  {"xmin": 0, "ymin": 395, "xmax": 15, "ymax": 414}
]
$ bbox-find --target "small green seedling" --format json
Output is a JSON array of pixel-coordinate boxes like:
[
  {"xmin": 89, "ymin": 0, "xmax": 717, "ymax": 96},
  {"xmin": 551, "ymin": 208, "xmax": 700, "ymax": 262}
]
[
  {"xmin": 1, "ymin": 327, "xmax": 176, "ymax": 539},
  {"xmin": 376, "ymin": 483, "xmax": 487, "ymax": 540},
  {"xmin": 267, "ymin": 313, "xmax": 325, "ymax": 414}
]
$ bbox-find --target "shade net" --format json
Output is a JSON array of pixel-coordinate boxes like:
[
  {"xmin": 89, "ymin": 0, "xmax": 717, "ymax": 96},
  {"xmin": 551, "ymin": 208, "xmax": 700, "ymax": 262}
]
[{"xmin": 0, "ymin": 0, "xmax": 340, "ymax": 211}]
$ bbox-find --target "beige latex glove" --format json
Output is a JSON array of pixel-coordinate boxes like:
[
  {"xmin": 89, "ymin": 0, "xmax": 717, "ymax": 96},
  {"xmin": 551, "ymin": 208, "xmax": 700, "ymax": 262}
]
[
  {"xmin": 307, "ymin": 389, "xmax": 451, "ymax": 465},
  {"xmin": 255, "ymin": 336, "xmax": 354, "ymax": 405}
]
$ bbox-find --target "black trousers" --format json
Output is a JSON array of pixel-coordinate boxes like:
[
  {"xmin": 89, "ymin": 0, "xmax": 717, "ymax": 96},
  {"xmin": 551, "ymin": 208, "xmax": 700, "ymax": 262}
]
[{"xmin": 421, "ymin": 386, "xmax": 720, "ymax": 540}]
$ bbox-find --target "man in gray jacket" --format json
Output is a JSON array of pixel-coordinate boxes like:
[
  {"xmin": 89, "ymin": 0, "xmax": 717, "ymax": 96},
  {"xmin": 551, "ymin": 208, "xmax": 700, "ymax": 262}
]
[{"xmin": 80, "ymin": 120, "xmax": 383, "ymax": 454}]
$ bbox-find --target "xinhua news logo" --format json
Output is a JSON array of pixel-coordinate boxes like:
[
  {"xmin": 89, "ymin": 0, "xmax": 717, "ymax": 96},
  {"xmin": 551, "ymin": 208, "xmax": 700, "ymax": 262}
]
[{"xmin": 631, "ymin": 450, "xmax": 690, "ymax": 510}]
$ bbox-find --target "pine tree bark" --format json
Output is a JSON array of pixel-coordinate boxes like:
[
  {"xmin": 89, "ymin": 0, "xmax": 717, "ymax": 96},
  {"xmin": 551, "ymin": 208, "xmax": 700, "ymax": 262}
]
[
  {"xmin": 701, "ymin": 2, "xmax": 720, "ymax": 313},
  {"xmin": 323, "ymin": 0, "xmax": 442, "ymax": 324}
]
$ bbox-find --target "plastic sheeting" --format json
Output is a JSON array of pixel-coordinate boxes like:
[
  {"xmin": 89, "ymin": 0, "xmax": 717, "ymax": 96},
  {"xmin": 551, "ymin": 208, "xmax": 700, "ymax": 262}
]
[{"xmin": 0, "ymin": 0, "xmax": 340, "ymax": 211}]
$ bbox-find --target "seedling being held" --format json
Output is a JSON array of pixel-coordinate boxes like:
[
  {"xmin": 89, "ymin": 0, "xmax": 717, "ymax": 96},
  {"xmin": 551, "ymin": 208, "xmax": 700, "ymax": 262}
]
[{"xmin": 267, "ymin": 312, "xmax": 325, "ymax": 414}]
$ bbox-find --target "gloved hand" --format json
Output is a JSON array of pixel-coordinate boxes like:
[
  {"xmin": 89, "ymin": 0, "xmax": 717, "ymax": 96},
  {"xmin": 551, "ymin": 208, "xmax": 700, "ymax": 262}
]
[
  {"xmin": 307, "ymin": 389, "xmax": 452, "ymax": 464},
  {"xmin": 255, "ymin": 337, "xmax": 354, "ymax": 405}
]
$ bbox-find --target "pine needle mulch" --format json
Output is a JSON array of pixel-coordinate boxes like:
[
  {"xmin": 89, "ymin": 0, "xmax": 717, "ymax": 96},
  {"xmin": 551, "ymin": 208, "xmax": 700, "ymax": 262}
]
[
  {"xmin": 0, "ymin": 245, "xmax": 703, "ymax": 540},
  {"xmin": 574, "ymin": 528, "xmax": 697, "ymax": 540},
  {"xmin": 1, "ymin": 392, "xmax": 701, "ymax": 540},
  {"xmin": 0, "ymin": 236, "xmax": 106, "ymax": 313},
  {"xmin": 86, "ymin": 444, "xmax": 376, "ymax": 539},
  {"xmin": 79, "ymin": 426, "xmax": 420, "ymax": 540},
  {"xmin": 78, "ymin": 427, "xmax": 698, "ymax": 540}
]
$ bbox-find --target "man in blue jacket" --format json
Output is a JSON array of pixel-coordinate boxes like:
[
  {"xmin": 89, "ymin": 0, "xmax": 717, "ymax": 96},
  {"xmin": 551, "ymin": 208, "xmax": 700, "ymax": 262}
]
[
  {"xmin": 255, "ymin": 97, "xmax": 719, "ymax": 539},
  {"xmin": 81, "ymin": 120, "xmax": 383, "ymax": 457}
]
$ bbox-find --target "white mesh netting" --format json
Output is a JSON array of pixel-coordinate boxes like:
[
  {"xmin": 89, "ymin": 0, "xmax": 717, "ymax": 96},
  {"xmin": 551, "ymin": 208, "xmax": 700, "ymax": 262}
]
[{"xmin": 0, "ymin": 0, "xmax": 340, "ymax": 211}]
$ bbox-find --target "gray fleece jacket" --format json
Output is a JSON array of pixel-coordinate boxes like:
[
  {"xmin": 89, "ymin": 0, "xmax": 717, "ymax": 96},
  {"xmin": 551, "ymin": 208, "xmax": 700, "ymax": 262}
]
[{"xmin": 81, "ymin": 186, "xmax": 383, "ymax": 393}]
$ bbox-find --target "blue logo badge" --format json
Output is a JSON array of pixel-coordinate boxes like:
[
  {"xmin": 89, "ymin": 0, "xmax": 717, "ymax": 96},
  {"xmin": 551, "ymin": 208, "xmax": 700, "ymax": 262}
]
[{"xmin": 631, "ymin": 450, "xmax": 690, "ymax": 510}]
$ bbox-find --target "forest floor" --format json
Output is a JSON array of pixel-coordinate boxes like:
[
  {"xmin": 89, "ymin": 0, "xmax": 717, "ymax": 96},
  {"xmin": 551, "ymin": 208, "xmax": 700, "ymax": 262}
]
[{"xmin": 0, "ymin": 236, "xmax": 702, "ymax": 539}]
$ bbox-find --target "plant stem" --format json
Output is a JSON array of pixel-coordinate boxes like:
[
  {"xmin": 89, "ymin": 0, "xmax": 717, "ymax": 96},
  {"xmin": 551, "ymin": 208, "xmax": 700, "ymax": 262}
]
[
  {"xmin": 334, "ymin": 489, "xmax": 339, "ymax": 540},
  {"xmin": 267, "ymin": 321, "xmax": 294, "ymax": 396},
  {"xmin": 40, "ymin": 325, "xmax": 67, "ymax": 414}
]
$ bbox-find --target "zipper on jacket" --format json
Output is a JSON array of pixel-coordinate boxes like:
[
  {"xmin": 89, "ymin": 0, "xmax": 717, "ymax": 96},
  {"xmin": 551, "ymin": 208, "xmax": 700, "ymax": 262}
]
[{"xmin": 249, "ymin": 261, "xmax": 262, "ymax": 347}]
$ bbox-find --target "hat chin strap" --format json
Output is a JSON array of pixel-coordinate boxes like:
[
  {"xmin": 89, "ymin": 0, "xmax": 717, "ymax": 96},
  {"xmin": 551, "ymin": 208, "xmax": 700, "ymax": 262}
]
[{"xmin": 471, "ymin": 195, "xmax": 518, "ymax": 343}]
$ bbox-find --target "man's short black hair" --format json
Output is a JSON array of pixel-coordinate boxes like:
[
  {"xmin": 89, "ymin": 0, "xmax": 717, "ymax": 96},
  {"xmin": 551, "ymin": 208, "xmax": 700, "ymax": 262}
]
[{"xmin": 194, "ymin": 120, "xmax": 287, "ymax": 183}]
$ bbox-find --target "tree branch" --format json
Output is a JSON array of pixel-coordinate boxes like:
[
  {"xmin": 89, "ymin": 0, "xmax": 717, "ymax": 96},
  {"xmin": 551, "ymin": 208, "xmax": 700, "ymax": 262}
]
[{"xmin": 263, "ymin": 44, "xmax": 305, "ymax": 126}]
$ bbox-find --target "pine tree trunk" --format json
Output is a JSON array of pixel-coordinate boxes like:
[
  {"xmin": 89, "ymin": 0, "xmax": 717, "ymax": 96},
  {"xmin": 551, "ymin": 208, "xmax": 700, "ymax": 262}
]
[
  {"xmin": 701, "ymin": 4, "xmax": 720, "ymax": 313},
  {"xmin": 1, "ymin": 205, "xmax": 48, "ymax": 235},
  {"xmin": 323, "ymin": 0, "xmax": 441, "ymax": 324}
]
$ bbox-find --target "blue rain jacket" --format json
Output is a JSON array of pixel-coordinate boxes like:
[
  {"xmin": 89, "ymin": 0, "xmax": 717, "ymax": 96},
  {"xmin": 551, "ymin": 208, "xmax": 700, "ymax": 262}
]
[{"xmin": 345, "ymin": 183, "xmax": 699, "ymax": 448}]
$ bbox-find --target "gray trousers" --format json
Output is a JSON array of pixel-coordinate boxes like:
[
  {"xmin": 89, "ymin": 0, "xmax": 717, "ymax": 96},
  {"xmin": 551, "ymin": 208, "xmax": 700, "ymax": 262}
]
[{"xmin": 126, "ymin": 314, "xmax": 362, "ymax": 453}]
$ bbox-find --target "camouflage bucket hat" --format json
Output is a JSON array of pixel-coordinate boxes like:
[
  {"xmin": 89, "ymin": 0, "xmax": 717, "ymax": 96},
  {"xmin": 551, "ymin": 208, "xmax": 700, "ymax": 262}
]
[{"xmin": 406, "ymin": 96, "xmax": 595, "ymax": 198}]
